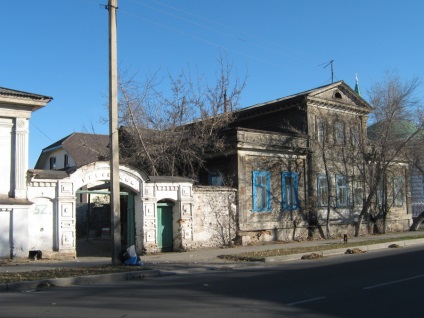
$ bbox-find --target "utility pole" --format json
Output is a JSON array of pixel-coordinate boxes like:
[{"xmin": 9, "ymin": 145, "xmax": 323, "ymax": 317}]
[{"xmin": 107, "ymin": 0, "xmax": 121, "ymax": 265}]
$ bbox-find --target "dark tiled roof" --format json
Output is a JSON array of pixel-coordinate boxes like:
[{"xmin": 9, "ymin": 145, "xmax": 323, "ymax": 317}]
[
  {"xmin": 62, "ymin": 133, "xmax": 109, "ymax": 167},
  {"xmin": 0, "ymin": 87, "xmax": 53, "ymax": 101},
  {"xmin": 42, "ymin": 134, "xmax": 72, "ymax": 150},
  {"xmin": 35, "ymin": 133, "xmax": 109, "ymax": 169}
]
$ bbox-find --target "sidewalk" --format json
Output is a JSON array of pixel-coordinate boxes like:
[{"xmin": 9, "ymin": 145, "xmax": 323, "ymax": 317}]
[
  {"xmin": 2, "ymin": 229, "xmax": 424, "ymax": 273},
  {"xmin": 2, "ymin": 229, "xmax": 424, "ymax": 291}
]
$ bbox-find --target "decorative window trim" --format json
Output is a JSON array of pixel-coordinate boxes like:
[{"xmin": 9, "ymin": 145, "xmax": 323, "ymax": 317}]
[
  {"xmin": 336, "ymin": 175, "xmax": 349, "ymax": 208},
  {"xmin": 351, "ymin": 125, "xmax": 360, "ymax": 146},
  {"xmin": 317, "ymin": 174, "xmax": 329, "ymax": 207},
  {"xmin": 282, "ymin": 172, "xmax": 299, "ymax": 210},
  {"xmin": 334, "ymin": 122, "xmax": 346, "ymax": 145},
  {"xmin": 393, "ymin": 177, "xmax": 404, "ymax": 207},
  {"xmin": 316, "ymin": 117, "xmax": 325, "ymax": 143}
]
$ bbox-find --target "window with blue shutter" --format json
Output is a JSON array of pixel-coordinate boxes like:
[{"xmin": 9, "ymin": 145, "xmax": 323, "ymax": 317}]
[
  {"xmin": 282, "ymin": 172, "xmax": 299, "ymax": 210},
  {"xmin": 252, "ymin": 171, "xmax": 271, "ymax": 212}
]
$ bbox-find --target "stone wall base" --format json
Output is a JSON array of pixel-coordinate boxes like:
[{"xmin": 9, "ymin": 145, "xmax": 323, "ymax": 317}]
[
  {"xmin": 39, "ymin": 250, "xmax": 76, "ymax": 261},
  {"xmin": 239, "ymin": 219, "xmax": 413, "ymax": 245}
]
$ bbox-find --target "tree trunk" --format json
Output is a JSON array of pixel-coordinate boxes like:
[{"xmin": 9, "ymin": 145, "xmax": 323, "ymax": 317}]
[
  {"xmin": 382, "ymin": 212, "xmax": 387, "ymax": 234},
  {"xmin": 355, "ymin": 175, "xmax": 380, "ymax": 237},
  {"xmin": 326, "ymin": 206, "xmax": 331, "ymax": 239},
  {"xmin": 410, "ymin": 211, "xmax": 424, "ymax": 231},
  {"xmin": 355, "ymin": 213, "xmax": 365, "ymax": 237}
]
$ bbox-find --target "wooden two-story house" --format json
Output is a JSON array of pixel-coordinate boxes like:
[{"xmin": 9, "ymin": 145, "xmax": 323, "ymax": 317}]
[{"xmin": 199, "ymin": 81, "xmax": 412, "ymax": 243}]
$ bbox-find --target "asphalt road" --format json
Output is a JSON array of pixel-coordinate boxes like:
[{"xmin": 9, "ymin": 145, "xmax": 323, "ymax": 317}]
[{"xmin": 2, "ymin": 245, "xmax": 424, "ymax": 317}]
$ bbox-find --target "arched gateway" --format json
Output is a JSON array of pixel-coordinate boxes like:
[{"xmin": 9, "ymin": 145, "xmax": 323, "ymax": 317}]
[
  {"xmin": 27, "ymin": 161, "xmax": 197, "ymax": 259},
  {"xmin": 69, "ymin": 162, "xmax": 146, "ymax": 257}
]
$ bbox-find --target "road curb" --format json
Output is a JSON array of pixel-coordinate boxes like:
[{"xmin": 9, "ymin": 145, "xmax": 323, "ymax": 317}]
[
  {"xmin": 0, "ymin": 269, "xmax": 160, "ymax": 292},
  {"xmin": 264, "ymin": 238, "xmax": 424, "ymax": 263}
]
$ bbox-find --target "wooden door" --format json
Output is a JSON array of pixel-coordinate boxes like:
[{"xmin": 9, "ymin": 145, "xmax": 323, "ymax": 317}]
[{"xmin": 157, "ymin": 204, "xmax": 173, "ymax": 251}]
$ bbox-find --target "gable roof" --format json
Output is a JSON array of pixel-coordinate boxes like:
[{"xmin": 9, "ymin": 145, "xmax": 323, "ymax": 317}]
[
  {"xmin": 234, "ymin": 81, "xmax": 371, "ymax": 120},
  {"xmin": 35, "ymin": 133, "xmax": 109, "ymax": 169}
]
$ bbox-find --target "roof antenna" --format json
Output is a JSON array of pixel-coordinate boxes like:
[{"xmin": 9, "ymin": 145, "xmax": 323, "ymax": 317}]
[{"xmin": 321, "ymin": 60, "xmax": 334, "ymax": 83}]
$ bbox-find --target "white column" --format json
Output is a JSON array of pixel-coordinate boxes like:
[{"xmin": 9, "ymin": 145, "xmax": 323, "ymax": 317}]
[{"xmin": 14, "ymin": 118, "xmax": 29, "ymax": 199}]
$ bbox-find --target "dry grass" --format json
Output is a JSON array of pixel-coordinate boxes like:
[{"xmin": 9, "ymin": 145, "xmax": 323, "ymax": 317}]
[
  {"xmin": 218, "ymin": 234, "xmax": 424, "ymax": 262},
  {"xmin": 0, "ymin": 265, "xmax": 146, "ymax": 284}
]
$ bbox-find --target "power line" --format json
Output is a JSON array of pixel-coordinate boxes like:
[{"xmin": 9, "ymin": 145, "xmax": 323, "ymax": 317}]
[
  {"xmin": 119, "ymin": 9, "xmax": 284, "ymax": 69},
  {"xmin": 126, "ymin": 0, "xmax": 315, "ymax": 67},
  {"xmin": 30, "ymin": 122, "xmax": 54, "ymax": 142}
]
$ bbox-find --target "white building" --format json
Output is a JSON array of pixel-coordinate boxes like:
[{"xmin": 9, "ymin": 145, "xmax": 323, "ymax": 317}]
[
  {"xmin": 0, "ymin": 87, "xmax": 52, "ymax": 258},
  {"xmin": 0, "ymin": 87, "xmax": 236, "ymax": 260}
]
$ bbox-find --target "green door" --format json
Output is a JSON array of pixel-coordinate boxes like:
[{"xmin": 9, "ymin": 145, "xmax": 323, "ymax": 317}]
[{"xmin": 157, "ymin": 203, "xmax": 173, "ymax": 251}]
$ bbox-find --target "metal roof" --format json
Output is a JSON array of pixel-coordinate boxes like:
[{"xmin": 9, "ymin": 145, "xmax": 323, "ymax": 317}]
[
  {"xmin": 147, "ymin": 176, "xmax": 194, "ymax": 183},
  {"xmin": 0, "ymin": 87, "xmax": 53, "ymax": 101}
]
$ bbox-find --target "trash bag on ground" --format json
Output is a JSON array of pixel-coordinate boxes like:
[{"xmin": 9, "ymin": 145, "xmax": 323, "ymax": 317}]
[{"xmin": 120, "ymin": 245, "xmax": 143, "ymax": 266}]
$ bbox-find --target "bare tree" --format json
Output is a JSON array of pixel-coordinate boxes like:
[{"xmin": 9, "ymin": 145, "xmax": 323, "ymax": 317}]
[
  {"xmin": 355, "ymin": 72, "xmax": 423, "ymax": 236},
  {"xmin": 311, "ymin": 109, "xmax": 365, "ymax": 239},
  {"xmin": 118, "ymin": 56, "xmax": 246, "ymax": 178}
]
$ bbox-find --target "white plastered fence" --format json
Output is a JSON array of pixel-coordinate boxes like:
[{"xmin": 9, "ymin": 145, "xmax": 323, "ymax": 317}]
[{"xmin": 23, "ymin": 162, "xmax": 237, "ymax": 259}]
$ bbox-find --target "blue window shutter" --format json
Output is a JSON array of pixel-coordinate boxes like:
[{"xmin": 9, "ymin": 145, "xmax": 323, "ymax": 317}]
[
  {"xmin": 293, "ymin": 173, "xmax": 299, "ymax": 209},
  {"xmin": 252, "ymin": 171, "xmax": 271, "ymax": 212}
]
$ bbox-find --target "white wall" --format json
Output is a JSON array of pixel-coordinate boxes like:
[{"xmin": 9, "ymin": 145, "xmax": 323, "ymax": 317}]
[
  {"xmin": 39, "ymin": 149, "xmax": 75, "ymax": 170},
  {"xmin": 0, "ymin": 206, "xmax": 30, "ymax": 258},
  {"xmin": 0, "ymin": 117, "xmax": 13, "ymax": 196},
  {"xmin": 28, "ymin": 198, "xmax": 54, "ymax": 251},
  {"xmin": 0, "ymin": 210, "xmax": 12, "ymax": 258}
]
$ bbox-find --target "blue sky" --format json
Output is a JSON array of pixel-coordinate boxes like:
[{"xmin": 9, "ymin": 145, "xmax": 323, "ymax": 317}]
[{"xmin": 2, "ymin": 0, "xmax": 423, "ymax": 167}]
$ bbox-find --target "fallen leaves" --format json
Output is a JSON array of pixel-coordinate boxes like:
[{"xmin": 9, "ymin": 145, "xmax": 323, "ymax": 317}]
[
  {"xmin": 218, "ymin": 235, "xmax": 421, "ymax": 262},
  {"xmin": 301, "ymin": 253, "xmax": 323, "ymax": 260},
  {"xmin": 345, "ymin": 248, "xmax": 365, "ymax": 254}
]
